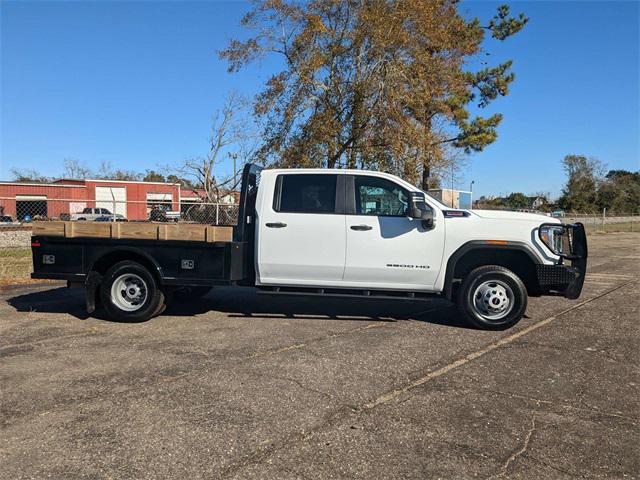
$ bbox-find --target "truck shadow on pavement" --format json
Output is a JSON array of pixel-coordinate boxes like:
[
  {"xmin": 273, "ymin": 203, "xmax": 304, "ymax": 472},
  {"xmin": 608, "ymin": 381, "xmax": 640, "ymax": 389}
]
[{"xmin": 7, "ymin": 285, "xmax": 469, "ymax": 329}]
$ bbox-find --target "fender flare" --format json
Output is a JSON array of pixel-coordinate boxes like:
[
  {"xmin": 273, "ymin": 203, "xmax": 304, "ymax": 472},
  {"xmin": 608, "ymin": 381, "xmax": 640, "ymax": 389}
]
[
  {"xmin": 443, "ymin": 241, "xmax": 543, "ymax": 300},
  {"xmin": 86, "ymin": 246, "xmax": 165, "ymax": 283}
]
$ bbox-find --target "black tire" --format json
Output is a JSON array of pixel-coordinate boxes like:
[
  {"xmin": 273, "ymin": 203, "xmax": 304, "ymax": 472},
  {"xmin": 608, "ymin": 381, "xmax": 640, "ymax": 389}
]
[
  {"xmin": 100, "ymin": 261, "xmax": 162, "ymax": 322},
  {"xmin": 456, "ymin": 265, "xmax": 527, "ymax": 330},
  {"xmin": 151, "ymin": 290, "xmax": 167, "ymax": 317},
  {"xmin": 173, "ymin": 286, "xmax": 212, "ymax": 301}
]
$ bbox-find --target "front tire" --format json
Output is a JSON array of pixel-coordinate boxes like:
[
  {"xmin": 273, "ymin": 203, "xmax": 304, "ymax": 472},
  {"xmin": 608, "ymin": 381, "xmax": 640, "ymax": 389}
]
[
  {"xmin": 100, "ymin": 261, "xmax": 162, "ymax": 322},
  {"xmin": 457, "ymin": 265, "xmax": 527, "ymax": 330}
]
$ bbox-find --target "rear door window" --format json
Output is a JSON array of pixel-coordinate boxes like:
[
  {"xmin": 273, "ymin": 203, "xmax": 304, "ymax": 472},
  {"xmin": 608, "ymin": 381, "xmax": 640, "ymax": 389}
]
[{"xmin": 275, "ymin": 174, "xmax": 337, "ymax": 214}]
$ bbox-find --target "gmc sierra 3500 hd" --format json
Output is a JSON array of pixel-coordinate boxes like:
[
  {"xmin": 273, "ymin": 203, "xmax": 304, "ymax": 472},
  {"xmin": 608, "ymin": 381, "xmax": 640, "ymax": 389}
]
[{"xmin": 31, "ymin": 164, "xmax": 587, "ymax": 330}]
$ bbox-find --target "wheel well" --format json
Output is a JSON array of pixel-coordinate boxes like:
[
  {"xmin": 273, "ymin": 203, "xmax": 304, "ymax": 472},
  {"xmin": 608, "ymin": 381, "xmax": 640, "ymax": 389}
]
[
  {"xmin": 90, "ymin": 250, "xmax": 161, "ymax": 282},
  {"xmin": 451, "ymin": 248, "xmax": 541, "ymax": 296}
]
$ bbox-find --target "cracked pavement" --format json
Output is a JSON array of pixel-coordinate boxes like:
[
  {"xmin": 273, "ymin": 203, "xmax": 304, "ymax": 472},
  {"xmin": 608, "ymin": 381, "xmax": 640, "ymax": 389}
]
[{"xmin": 1, "ymin": 233, "xmax": 638, "ymax": 479}]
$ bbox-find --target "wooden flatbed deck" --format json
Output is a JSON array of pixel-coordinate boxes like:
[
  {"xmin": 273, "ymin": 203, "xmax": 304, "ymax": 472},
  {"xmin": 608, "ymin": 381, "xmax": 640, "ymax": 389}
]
[{"xmin": 31, "ymin": 221, "xmax": 233, "ymax": 243}]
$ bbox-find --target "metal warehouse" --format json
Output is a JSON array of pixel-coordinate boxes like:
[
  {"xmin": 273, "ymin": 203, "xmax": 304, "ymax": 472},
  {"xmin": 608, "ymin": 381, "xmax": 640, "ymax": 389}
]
[{"xmin": 0, "ymin": 178, "xmax": 184, "ymax": 221}]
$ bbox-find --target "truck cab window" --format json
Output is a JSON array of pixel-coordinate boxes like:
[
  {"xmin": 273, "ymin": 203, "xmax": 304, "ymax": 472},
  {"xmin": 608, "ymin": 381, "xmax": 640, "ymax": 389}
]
[
  {"xmin": 276, "ymin": 174, "xmax": 337, "ymax": 214},
  {"xmin": 355, "ymin": 176, "xmax": 408, "ymax": 216}
]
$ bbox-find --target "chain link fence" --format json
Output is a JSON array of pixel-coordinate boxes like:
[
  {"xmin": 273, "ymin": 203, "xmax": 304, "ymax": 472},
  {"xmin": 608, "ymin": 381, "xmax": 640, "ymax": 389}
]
[
  {"xmin": 0, "ymin": 197, "xmax": 239, "ymax": 226},
  {"xmin": 561, "ymin": 212, "xmax": 639, "ymax": 233}
]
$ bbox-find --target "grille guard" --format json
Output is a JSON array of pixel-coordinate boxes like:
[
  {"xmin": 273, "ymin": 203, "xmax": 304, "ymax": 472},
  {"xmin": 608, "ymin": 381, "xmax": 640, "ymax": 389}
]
[
  {"xmin": 538, "ymin": 222, "xmax": 588, "ymax": 300},
  {"xmin": 539, "ymin": 222, "xmax": 588, "ymax": 261}
]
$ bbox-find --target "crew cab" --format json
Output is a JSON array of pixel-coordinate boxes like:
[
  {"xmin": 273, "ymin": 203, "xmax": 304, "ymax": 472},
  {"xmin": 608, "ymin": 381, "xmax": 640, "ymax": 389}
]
[{"xmin": 31, "ymin": 164, "xmax": 587, "ymax": 330}]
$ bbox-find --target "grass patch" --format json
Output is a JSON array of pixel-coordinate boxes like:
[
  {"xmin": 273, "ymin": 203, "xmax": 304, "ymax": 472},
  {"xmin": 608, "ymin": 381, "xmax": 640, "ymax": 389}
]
[
  {"xmin": 584, "ymin": 222, "xmax": 639, "ymax": 234},
  {"xmin": 0, "ymin": 247, "xmax": 31, "ymax": 258},
  {"xmin": 0, "ymin": 248, "xmax": 33, "ymax": 281}
]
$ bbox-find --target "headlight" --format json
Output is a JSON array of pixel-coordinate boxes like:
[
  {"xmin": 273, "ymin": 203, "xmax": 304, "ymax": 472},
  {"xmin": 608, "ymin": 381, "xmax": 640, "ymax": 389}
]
[{"xmin": 539, "ymin": 225, "xmax": 566, "ymax": 255}]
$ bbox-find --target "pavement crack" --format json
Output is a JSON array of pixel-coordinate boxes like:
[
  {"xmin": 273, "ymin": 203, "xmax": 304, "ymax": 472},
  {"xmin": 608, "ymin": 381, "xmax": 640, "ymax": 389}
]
[
  {"xmin": 280, "ymin": 465, "xmax": 312, "ymax": 480},
  {"xmin": 218, "ymin": 406, "xmax": 354, "ymax": 479},
  {"xmin": 490, "ymin": 414, "xmax": 537, "ymax": 479},
  {"xmin": 480, "ymin": 388, "xmax": 639, "ymax": 423},
  {"xmin": 526, "ymin": 455, "xmax": 580, "ymax": 478},
  {"xmin": 261, "ymin": 373, "xmax": 334, "ymax": 401},
  {"xmin": 245, "ymin": 322, "xmax": 389, "ymax": 360}
]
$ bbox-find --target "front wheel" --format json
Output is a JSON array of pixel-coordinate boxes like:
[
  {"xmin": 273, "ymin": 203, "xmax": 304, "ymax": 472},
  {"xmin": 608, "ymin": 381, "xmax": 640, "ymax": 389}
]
[
  {"xmin": 100, "ymin": 261, "xmax": 162, "ymax": 322},
  {"xmin": 456, "ymin": 265, "xmax": 527, "ymax": 330}
]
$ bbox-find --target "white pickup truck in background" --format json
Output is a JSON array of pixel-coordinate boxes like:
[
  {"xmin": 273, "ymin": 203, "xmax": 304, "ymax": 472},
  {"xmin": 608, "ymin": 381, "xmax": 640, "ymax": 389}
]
[
  {"xmin": 32, "ymin": 164, "xmax": 588, "ymax": 329},
  {"xmin": 70, "ymin": 207, "xmax": 126, "ymax": 221}
]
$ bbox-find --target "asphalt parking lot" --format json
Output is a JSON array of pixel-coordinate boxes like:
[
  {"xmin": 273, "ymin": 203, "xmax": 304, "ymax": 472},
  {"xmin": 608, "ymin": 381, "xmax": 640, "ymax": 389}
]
[{"xmin": 1, "ymin": 233, "xmax": 638, "ymax": 479}]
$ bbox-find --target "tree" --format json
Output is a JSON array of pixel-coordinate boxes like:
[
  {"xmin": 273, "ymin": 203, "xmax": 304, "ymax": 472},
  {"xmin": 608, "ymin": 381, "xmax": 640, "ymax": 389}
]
[
  {"xmin": 558, "ymin": 155, "xmax": 604, "ymax": 213},
  {"xmin": 166, "ymin": 174, "xmax": 196, "ymax": 189},
  {"xmin": 597, "ymin": 170, "xmax": 640, "ymax": 213},
  {"xmin": 221, "ymin": 0, "xmax": 527, "ymax": 189},
  {"xmin": 10, "ymin": 168, "xmax": 51, "ymax": 183},
  {"xmin": 63, "ymin": 158, "xmax": 92, "ymax": 179},
  {"xmin": 95, "ymin": 161, "xmax": 142, "ymax": 181},
  {"xmin": 505, "ymin": 192, "xmax": 528, "ymax": 209},
  {"xmin": 171, "ymin": 93, "xmax": 256, "ymax": 202},
  {"xmin": 143, "ymin": 170, "xmax": 166, "ymax": 183}
]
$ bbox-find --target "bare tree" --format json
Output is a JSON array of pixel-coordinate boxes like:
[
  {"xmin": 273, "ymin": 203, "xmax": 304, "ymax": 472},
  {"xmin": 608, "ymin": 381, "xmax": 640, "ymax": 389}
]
[
  {"xmin": 95, "ymin": 160, "xmax": 142, "ymax": 181},
  {"xmin": 10, "ymin": 168, "xmax": 51, "ymax": 183},
  {"xmin": 63, "ymin": 158, "xmax": 92, "ymax": 179},
  {"xmin": 171, "ymin": 92, "xmax": 257, "ymax": 203}
]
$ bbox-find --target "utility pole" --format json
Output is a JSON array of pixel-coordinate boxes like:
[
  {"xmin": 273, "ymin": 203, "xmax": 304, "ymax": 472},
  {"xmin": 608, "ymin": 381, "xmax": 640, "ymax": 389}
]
[
  {"xmin": 469, "ymin": 180, "xmax": 475, "ymax": 210},
  {"xmin": 230, "ymin": 153, "xmax": 238, "ymax": 190}
]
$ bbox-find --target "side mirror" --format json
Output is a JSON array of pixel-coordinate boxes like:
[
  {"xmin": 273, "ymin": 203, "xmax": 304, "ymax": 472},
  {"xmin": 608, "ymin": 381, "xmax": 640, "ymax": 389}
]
[{"xmin": 408, "ymin": 193, "xmax": 435, "ymax": 230}]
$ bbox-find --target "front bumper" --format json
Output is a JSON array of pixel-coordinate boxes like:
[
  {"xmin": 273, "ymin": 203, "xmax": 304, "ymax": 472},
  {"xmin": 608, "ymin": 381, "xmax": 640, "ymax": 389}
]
[{"xmin": 536, "ymin": 222, "xmax": 588, "ymax": 299}]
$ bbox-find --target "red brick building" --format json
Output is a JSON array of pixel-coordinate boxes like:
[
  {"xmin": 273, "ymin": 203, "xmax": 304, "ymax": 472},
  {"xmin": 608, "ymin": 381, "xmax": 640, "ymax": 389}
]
[{"xmin": 0, "ymin": 178, "xmax": 183, "ymax": 221}]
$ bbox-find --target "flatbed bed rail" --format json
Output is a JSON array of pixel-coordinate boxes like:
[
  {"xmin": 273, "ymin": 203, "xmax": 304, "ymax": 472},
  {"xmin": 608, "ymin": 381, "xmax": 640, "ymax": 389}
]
[{"xmin": 31, "ymin": 221, "xmax": 233, "ymax": 242}]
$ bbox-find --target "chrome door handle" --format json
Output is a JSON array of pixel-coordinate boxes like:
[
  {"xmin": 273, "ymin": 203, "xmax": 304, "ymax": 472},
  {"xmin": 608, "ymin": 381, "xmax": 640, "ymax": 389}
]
[
  {"xmin": 350, "ymin": 225, "xmax": 372, "ymax": 231},
  {"xmin": 266, "ymin": 222, "xmax": 287, "ymax": 228}
]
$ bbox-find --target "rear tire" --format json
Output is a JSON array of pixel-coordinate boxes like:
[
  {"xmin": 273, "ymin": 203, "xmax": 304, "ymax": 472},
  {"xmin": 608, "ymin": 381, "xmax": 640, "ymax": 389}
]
[
  {"xmin": 456, "ymin": 265, "xmax": 527, "ymax": 330},
  {"xmin": 100, "ymin": 261, "xmax": 162, "ymax": 322}
]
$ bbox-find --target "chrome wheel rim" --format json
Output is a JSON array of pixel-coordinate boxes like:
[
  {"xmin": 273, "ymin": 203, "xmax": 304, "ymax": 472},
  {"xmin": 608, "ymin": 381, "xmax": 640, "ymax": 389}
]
[
  {"xmin": 111, "ymin": 273, "xmax": 148, "ymax": 312},
  {"xmin": 472, "ymin": 280, "xmax": 514, "ymax": 321}
]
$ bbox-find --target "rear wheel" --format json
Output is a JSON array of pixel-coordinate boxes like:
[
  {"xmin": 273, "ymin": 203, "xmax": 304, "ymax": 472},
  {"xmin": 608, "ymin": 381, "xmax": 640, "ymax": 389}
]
[
  {"xmin": 456, "ymin": 265, "xmax": 527, "ymax": 330},
  {"xmin": 100, "ymin": 261, "xmax": 162, "ymax": 322}
]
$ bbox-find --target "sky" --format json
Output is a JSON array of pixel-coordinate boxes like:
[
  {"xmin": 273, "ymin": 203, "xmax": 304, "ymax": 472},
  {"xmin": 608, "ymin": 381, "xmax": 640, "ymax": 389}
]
[{"xmin": 1, "ymin": 0, "xmax": 638, "ymax": 199}]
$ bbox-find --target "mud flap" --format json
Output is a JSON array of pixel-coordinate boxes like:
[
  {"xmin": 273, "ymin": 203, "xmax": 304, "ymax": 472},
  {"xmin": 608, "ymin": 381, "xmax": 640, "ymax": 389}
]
[{"xmin": 85, "ymin": 271, "xmax": 102, "ymax": 314}]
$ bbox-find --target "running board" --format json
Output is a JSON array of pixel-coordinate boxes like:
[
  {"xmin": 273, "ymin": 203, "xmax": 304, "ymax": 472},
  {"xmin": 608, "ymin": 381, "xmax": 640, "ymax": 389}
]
[{"xmin": 257, "ymin": 285, "xmax": 440, "ymax": 301}]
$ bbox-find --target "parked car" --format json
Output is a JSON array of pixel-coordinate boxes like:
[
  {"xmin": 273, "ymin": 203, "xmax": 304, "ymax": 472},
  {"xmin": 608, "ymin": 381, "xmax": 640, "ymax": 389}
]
[
  {"xmin": 71, "ymin": 208, "xmax": 126, "ymax": 221},
  {"xmin": 32, "ymin": 164, "xmax": 587, "ymax": 329},
  {"xmin": 149, "ymin": 206, "xmax": 180, "ymax": 222}
]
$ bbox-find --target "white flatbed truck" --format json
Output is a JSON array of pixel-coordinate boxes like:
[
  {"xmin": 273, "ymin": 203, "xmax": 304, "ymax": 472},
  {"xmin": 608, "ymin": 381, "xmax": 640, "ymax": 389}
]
[{"xmin": 31, "ymin": 164, "xmax": 587, "ymax": 330}]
